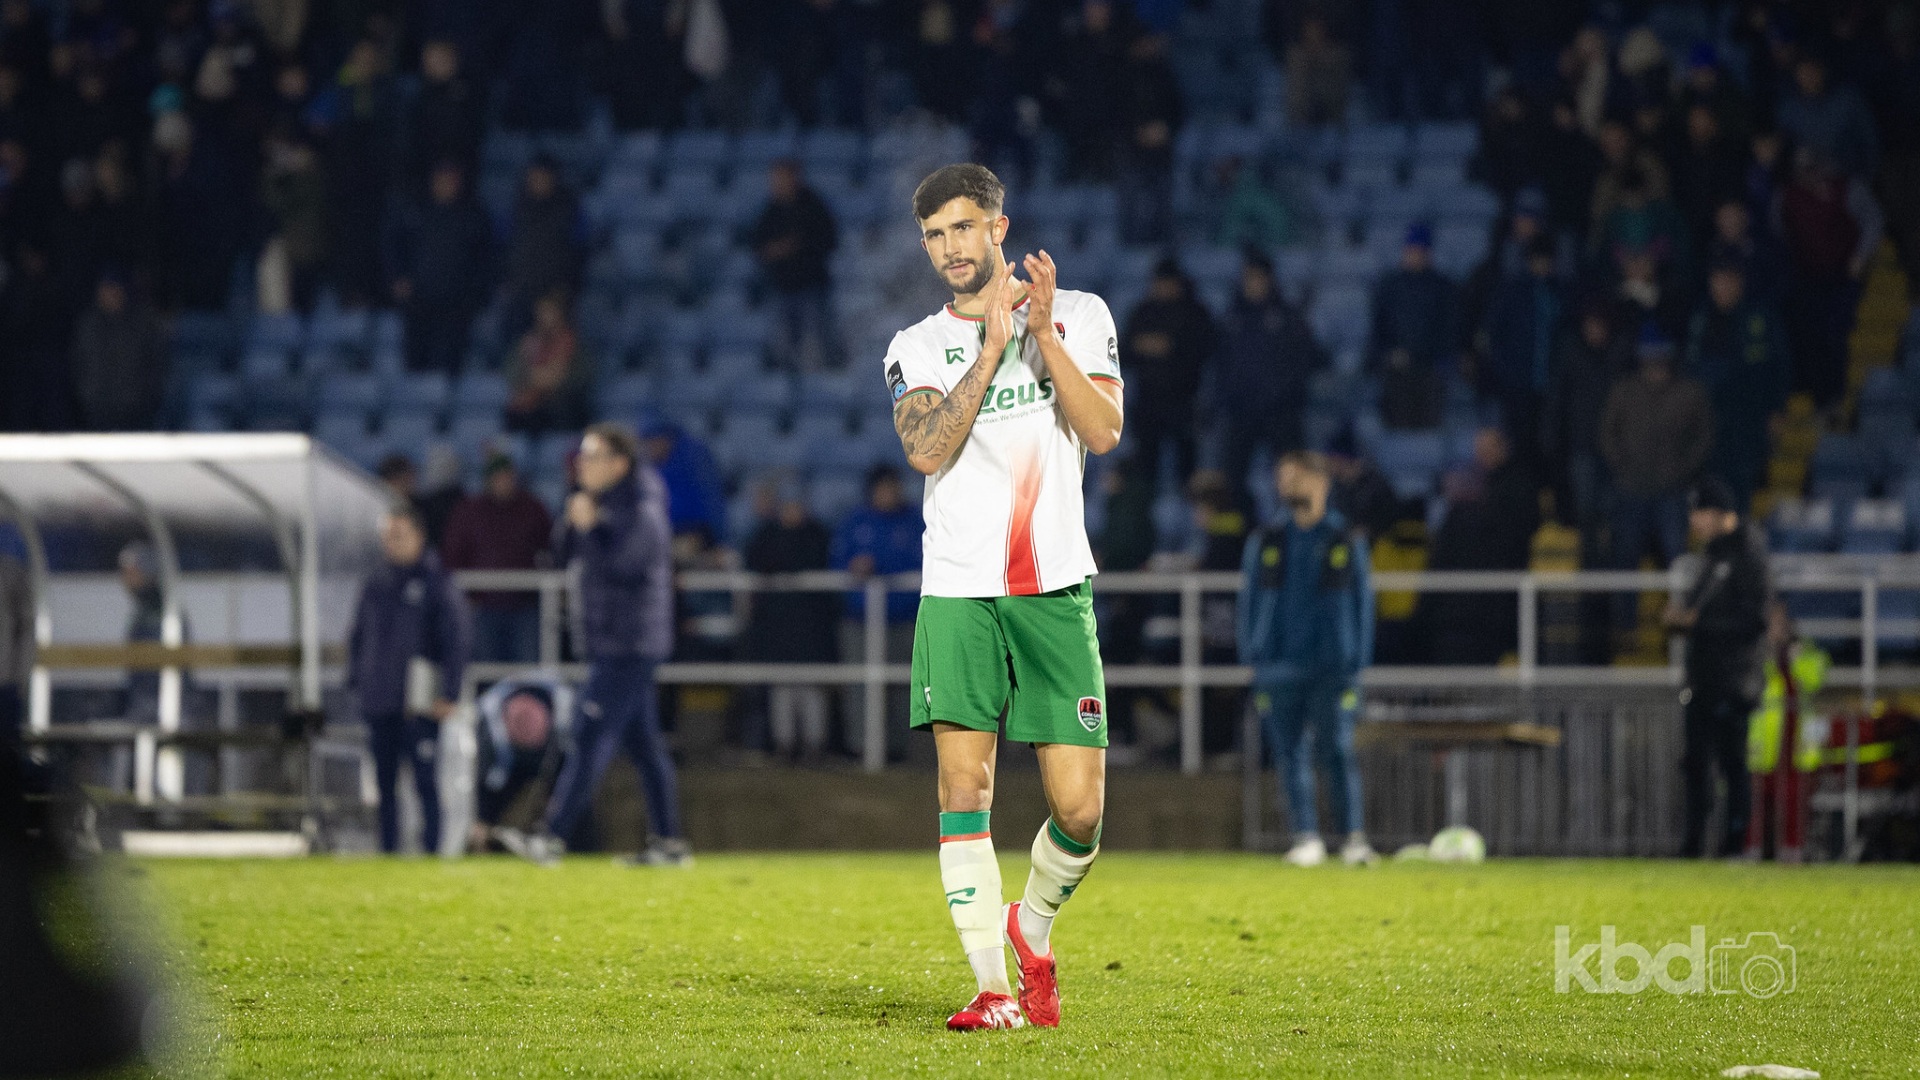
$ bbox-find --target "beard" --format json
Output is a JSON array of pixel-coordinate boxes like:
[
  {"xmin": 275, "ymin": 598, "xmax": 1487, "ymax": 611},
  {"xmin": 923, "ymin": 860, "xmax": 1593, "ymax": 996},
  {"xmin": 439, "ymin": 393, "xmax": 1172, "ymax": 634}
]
[
  {"xmin": 1283, "ymin": 494, "xmax": 1313, "ymax": 511},
  {"xmin": 940, "ymin": 253, "xmax": 996, "ymax": 297}
]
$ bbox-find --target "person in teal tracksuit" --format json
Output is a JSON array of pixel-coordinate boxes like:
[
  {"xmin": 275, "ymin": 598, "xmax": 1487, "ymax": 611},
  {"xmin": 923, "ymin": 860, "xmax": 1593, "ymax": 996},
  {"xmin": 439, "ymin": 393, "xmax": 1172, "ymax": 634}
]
[{"xmin": 1238, "ymin": 450, "xmax": 1376, "ymax": 866}]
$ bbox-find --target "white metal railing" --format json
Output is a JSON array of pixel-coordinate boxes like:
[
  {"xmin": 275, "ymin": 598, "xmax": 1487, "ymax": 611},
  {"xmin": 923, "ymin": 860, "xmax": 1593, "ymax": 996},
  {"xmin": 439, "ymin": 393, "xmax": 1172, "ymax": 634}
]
[
  {"xmin": 30, "ymin": 560, "xmax": 1920, "ymax": 852},
  {"xmin": 450, "ymin": 561, "xmax": 1920, "ymax": 801}
]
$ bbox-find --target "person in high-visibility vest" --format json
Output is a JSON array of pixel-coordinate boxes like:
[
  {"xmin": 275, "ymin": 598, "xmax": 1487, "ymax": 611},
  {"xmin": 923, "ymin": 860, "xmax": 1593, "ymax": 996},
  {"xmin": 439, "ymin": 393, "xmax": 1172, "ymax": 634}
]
[{"xmin": 1745, "ymin": 604, "xmax": 1828, "ymax": 862}]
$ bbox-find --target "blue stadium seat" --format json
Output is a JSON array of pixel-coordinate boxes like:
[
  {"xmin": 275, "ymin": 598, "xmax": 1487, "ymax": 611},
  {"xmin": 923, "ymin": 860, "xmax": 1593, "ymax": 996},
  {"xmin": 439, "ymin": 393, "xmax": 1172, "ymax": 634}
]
[
  {"xmin": 1319, "ymin": 244, "xmax": 1384, "ymax": 288},
  {"xmin": 307, "ymin": 307, "xmax": 371, "ymax": 351},
  {"xmin": 1412, "ymin": 122, "xmax": 1478, "ymax": 162},
  {"xmin": 1810, "ymin": 433, "xmax": 1876, "ymax": 494},
  {"xmin": 313, "ymin": 410, "xmax": 372, "ymax": 451},
  {"xmin": 248, "ymin": 312, "xmax": 306, "ymax": 352},
  {"xmin": 1842, "ymin": 499, "xmax": 1909, "ymax": 554},
  {"xmin": 1436, "ymin": 185, "xmax": 1501, "ymax": 229},
  {"xmin": 664, "ymin": 129, "xmax": 733, "ymax": 170},
  {"xmin": 799, "ymin": 128, "xmax": 864, "ymax": 171},
  {"xmin": 1368, "ymin": 187, "xmax": 1434, "ymax": 230},
  {"xmin": 713, "ymin": 412, "xmax": 785, "ymax": 474},
  {"xmin": 1860, "ymin": 411, "xmax": 1916, "ymax": 477},
  {"xmin": 608, "ymin": 130, "xmax": 663, "ymax": 171},
  {"xmin": 808, "ymin": 471, "xmax": 866, "ymax": 522},
  {"xmin": 1372, "ymin": 431, "xmax": 1447, "ymax": 499},
  {"xmin": 313, "ymin": 372, "xmax": 385, "ymax": 413},
  {"xmin": 1769, "ymin": 498, "xmax": 1836, "ymax": 553},
  {"xmin": 1308, "ymin": 284, "xmax": 1372, "ymax": 351},
  {"xmin": 1432, "ymin": 221, "xmax": 1489, "ymax": 278},
  {"xmin": 1341, "ymin": 160, "xmax": 1399, "ymax": 193},
  {"xmin": 172, "ymin": 310, "xmax": 237, "ymax": 355},
  {"xmin": 709, "ymin": 308, "xmax": 773, "ymax": 353},
  {"xmin": 186, "ymin": 373, "xmax": 239, "ymax": 414},
  {"xmin": 661, "ymin": 167, "xmax": 725, "ymax": 219},
  {"xmin": 1409, "ymin": 159, "xmax": 1469, "ymax": 190},
  {"xmin": 379, "ymin": 410, "xmax": 441, "ymax": 451},
  {"xmin": 798, "ymin": 369, "xmax": 862, "ymax": 411},
  {"xmin": 1859, "ymin": 365, "xmax": 1913, "ymax": 410},
  {"xmin": 658, "ymin": 372, "xmax": 725, "ymax": 413},
  {"xmin": 446, "ymin": 410, "xmax": 506, "ymax": 459},
  {"xmin": 240, "ymin": 345, "xmax": 293, "ymax": 382},
  {"xmin": 453, "ymin": 372, "xmax": 511, "ymax": 413},
  {"xmin": 1344, "ymin": 124, "xmax": 1410, "ymax": 165},
  {"xmin": 529, "ymin": 433, "xmax": 576, "ymax": 481},
  {"xmin": 391, "ymin": 371, "xmax": 451, "ymax": 412},
  {"xmin": 596, "ymin": 372, "xmax": 654, "ymax": 418},
  {"xmin": 732, "ymin": 129, "xmax": 797, "ymax": 170}
]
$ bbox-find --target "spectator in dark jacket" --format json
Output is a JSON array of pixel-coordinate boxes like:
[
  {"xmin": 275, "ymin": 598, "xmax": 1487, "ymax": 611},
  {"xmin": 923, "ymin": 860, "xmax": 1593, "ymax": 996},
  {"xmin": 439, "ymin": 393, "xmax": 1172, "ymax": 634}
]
[
  {"xmin": 1685, "ymin": 261, "xmax": 1791, "ymax": 511},
  {"xmin": 749, "ymin": 160, "xmax": 838, "ymax": 371},
  {"xmin": 1419, "ymin": 430, "xmax": 1538, "ymax": 665},
  {"xmin": 1121, "ymin": 257, "xmax": 1216, "ymax": 491},
  {"xmin": 1213, "ymin": 250, "xmax": 1326, "ymax": 508},
  {"xmin": 1664, "ymin": 477, "xmax": 1772, "ymax": 857},
  {"xmin": 1480, "ymin": 236, "xmax": 1563, "ymax": 463},
  {"xmin": 384, "ymin": 160, "xmax": 493, "ymax": 373},
  {"xmin": 505, "ymin": 424, "xmax": 687, "ymax": 866},
  {"xmin": 642, "ymin": 420, "xmax": 728, "ymax": 544},
  {"xmin": 1601, "ymin": 329, "xmax": 1714, "ymax": 648},
  {"xmin": 1369, "ymin": 225, "xmax": 1459, "ymax": 429},
  {"xmin": 1777, "ymin": 53, "xmax": 1880, "ymax": 180},
  {"xmin": 501, "ymin": 156, "xmax": 585, "ymax": 330},
  {"xmin": 830, "ymin": 466, "xmax": 922, "ymax": 761},
  {"xmin": 402, "ymin": 40, "xmax": 484, "ymax": 193},
  {"xmin": 1706, "ymin": 198, "xmax": 1788, "ymax": 305},
  {"xmin": 1238, "ymin": 451, "xmax": 1374, "ymax": 867},
  {"xmin": 441, "ymin": 454, "xmax": 553, "ymax": 663},
  {"xmin": 347, "ymin": 505, "xmax": 469, "ymax": 854},
  {"xmin": 1545, "ymin": 299, "xmax": 1632, "ymax": 545},
  {"xmin": 741, "ymin": 482, "xmax": 838, "ymax": 761},
  {"xmin": 1776, "ymin": 149, "xmax": 1883, "ymax": 407},
  {"xmin": 70, "ymin": 273, "xmax": 165, "ymax": 431}
]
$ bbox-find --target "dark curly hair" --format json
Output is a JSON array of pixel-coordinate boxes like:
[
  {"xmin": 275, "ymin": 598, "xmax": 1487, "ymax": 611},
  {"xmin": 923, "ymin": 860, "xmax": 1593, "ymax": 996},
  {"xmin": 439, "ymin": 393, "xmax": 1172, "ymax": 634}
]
[{"xmin": 911, "ymin": 163, "xmax": 1005, "ymax": 222}]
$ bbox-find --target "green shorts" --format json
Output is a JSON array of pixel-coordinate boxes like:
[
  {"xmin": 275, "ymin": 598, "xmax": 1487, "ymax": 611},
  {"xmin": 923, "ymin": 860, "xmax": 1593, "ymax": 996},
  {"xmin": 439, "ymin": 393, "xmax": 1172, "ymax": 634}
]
[{"xmin": 909, "ymin": 578, "xmax": 1108, "ymax": 748}]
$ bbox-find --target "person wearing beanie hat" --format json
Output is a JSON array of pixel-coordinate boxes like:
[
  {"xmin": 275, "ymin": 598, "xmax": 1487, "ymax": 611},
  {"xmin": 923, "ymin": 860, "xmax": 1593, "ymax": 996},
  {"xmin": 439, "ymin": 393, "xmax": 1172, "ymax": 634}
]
[
  {"xmin": 441, "ymin": 451, "xmax": 553, "ymax": 663},
  {"xmin": 1665, "ymin": 474, "xmax": 1772, "ymax": 857},
  {"xmin": 1685, "ymin": 256, "xmax": 1791, "ymax": 510},
  {"xmin": 1120, "ymin": 255, "xmax": 1215, "ymax": 493},
  {"xmin": 1600, "ymin": 322, "xmax": 1714, "ymax": 652},
  {"xmin": 1369, "ymin": 221, "xmax": 1459, "ymax": 429}
]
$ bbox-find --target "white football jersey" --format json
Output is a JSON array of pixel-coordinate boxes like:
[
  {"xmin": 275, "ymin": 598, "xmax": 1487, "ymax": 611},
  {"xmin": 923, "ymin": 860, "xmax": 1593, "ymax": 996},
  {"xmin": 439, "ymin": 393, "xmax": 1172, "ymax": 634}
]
[{"xmin": 883, "ymin": 288, "xmax": 1122, "ymax": 598}]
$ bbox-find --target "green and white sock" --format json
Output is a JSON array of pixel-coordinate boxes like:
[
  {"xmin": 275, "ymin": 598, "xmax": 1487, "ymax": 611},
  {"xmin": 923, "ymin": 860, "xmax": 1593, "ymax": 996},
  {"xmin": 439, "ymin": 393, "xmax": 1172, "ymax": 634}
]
[
  {"xmin": 938, "ymin": 810, "xmax": 1010, "ymax": 995},
  {"xmin": 1019, "ymin": 818, "xmax": 1100, "ymax": 955}
]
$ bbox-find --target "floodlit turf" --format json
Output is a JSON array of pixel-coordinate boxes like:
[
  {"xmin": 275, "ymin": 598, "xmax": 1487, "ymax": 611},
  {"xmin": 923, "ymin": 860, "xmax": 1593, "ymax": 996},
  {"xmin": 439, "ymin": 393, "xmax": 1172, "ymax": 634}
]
[{"xmin": 124, "ymin": 853, "xmax": 1918, "ymax": 1078}]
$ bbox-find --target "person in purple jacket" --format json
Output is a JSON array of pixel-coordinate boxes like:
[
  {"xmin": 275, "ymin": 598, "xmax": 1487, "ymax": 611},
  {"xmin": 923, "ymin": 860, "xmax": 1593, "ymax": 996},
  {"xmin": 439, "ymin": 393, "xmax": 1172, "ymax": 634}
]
[
  {"xmin": 500, "ymin": 422, "xmax": 689, "ymax": 867},
  {"xmin": 347, "ymin": 504, "xmax": 469, "ymax": 854}
]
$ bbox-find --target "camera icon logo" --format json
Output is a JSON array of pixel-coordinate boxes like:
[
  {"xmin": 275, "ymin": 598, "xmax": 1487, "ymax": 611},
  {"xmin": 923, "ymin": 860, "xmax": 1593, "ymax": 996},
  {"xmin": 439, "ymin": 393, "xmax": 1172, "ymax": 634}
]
[{"xmin": 1709, "ymin": 932, "xmax": 1797, "ymax": 999}]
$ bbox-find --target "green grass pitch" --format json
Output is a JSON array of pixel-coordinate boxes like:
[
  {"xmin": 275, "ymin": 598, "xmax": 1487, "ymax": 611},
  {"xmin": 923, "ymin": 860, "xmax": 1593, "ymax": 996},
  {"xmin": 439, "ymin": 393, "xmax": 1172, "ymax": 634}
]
[{"xmin": 128, "ymin": 854, "xmax": 1919, "ymax": 1078}]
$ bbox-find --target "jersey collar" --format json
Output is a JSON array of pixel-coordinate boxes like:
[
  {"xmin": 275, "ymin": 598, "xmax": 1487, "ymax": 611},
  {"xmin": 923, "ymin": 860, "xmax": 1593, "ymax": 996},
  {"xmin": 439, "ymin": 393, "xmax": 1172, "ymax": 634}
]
[{"xmin": 945, "ymin": 294, "xmax": 1030, "ymax": 322}]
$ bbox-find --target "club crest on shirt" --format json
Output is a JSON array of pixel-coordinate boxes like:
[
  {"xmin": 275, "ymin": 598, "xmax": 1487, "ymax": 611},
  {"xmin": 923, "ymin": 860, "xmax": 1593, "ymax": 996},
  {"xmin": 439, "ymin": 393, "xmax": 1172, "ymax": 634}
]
[{"xmin": 1077, "ymin": 696, "xmax": 1103, "ymax": 732}]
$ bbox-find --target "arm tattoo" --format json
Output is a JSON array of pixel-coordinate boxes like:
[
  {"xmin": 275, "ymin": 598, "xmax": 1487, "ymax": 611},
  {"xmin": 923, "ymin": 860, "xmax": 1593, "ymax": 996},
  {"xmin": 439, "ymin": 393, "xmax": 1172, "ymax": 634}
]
[{"xmin": 893, "ymin": 347, "xmax": 999, "ymax": 468}]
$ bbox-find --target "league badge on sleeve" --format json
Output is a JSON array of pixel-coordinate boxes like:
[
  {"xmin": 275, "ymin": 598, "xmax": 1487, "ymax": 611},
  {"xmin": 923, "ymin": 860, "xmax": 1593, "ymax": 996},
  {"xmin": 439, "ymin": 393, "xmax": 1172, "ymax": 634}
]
[{"xmin": 888, "ymin": 361, "xmax": 907, "ymax": 400}]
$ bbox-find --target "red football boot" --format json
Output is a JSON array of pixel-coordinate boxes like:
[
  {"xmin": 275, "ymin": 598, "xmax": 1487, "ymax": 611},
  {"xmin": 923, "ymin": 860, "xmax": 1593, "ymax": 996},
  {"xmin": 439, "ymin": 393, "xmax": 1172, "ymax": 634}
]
[
  {"xmin": 946, "ymin": 990, "xmax": 1025, "ymax": 1031},
  {"xmin": 1004, "ymin": 902, "xmax": 1060, "ymax": 1027}
]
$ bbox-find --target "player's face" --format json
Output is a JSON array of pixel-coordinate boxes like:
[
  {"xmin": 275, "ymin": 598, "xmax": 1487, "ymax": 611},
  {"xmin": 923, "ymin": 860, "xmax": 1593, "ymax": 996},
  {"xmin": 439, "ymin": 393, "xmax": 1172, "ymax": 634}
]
[{"xmin": 918, "ymin": 196, "xmax": 1006, "ymax": 297}]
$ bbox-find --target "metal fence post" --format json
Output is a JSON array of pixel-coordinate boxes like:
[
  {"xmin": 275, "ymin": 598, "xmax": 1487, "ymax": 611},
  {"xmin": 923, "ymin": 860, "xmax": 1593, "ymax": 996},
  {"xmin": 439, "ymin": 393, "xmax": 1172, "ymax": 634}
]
[
  {"xmin": 1179, "ymin": 577, "xmax": 1202, "ymax": 776},
  {"xmin": 1517, "ymin": 575, "xmax": 1538, "ymax": 688},
  {"xmin": 538, "ymin": 576, "xmax": 562, "ymax": 666},
  {"xmin": 1847, "ymin": 575, "xmax": 1876, "ymax": 858},
  {"xmin": 863, "ymin": 577, "xmax": 888, "ymax": 773}
]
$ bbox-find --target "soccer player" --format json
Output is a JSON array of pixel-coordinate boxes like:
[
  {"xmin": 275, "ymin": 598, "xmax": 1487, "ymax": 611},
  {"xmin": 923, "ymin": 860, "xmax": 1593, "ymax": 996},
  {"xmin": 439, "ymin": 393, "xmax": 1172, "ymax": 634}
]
[{"xmin": 885, "ymin": 164, "xmax": 1123, "ymax": 1031}]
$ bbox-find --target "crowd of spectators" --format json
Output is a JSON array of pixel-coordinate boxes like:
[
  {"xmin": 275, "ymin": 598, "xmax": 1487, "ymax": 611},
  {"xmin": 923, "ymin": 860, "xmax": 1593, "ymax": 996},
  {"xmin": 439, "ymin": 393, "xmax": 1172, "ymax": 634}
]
[{"xmin": 1, "ymin": 0, "xmax": 1917, "ymax": 758}]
